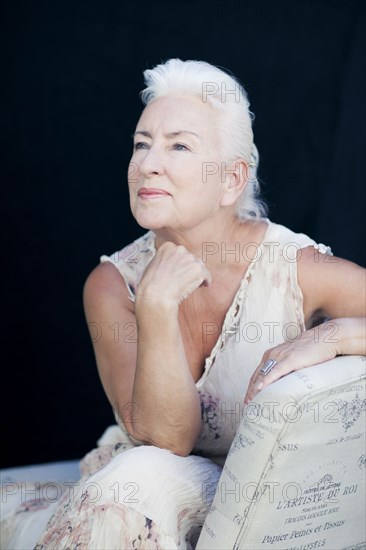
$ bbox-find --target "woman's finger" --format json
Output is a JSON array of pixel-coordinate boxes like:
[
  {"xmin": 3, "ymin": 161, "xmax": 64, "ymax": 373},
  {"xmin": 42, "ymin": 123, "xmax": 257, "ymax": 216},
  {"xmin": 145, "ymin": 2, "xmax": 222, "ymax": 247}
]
[
  {"xmin": 244, "ymin": 358, "xmax": 277, "ymax": 404},
  {"xmin": 244, "ymin": 354, "xmax": 298, "ymax": 404}
]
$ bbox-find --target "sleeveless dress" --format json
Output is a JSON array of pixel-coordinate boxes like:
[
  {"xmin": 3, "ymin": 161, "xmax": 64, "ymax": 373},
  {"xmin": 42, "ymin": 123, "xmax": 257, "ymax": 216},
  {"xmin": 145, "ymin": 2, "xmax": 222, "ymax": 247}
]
[{"xmin": 0, "ymin": 220, "xmax": 333, "ymax": 549}]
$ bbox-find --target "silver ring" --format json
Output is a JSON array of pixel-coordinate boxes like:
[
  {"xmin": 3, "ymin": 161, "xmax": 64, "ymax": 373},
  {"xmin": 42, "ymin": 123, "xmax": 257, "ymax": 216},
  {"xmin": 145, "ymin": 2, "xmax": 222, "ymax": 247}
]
[{"xmin": 260, "ymin": 359, "xmax": 278, "ymax": 376}]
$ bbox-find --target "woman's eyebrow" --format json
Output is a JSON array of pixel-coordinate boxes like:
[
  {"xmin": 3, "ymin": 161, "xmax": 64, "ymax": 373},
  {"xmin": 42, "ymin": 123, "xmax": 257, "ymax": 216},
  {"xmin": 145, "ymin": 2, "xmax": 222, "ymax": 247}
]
[
  {"xmin": 132, "ymin": 130, "xmax": 200, "ymax": 140},
  {"xmin": 132, "ymin": 130, "xmax": 151, "ymax": 138},
  {"xmin": 165, "ymin": 131, "xmax": 200, "ymax": 140}
]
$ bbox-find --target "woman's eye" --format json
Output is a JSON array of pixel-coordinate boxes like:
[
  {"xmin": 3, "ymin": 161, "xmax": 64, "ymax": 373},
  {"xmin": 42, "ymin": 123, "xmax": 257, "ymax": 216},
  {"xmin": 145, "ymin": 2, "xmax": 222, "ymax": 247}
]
[
  {"xmin": 133, "ymin": 142, "xmax": 189, "ymax": 151},
  {"xmin": 172, "ymin": 143, "xmax": 189, "ymax": 151},
  {"xmin": 133, "ymin": 142, "xmax": 149, "ymax": 150}
]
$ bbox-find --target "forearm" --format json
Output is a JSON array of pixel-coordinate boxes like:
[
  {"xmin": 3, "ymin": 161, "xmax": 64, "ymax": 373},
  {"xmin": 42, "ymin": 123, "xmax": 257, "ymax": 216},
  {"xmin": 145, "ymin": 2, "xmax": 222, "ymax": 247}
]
[
  {"xmin": 129, "ymin": 298, "xmax": 202, "ymax": 456},
  {"xmin": 310, "ymin": 317, "xmax": 366, "ymax": 356}
]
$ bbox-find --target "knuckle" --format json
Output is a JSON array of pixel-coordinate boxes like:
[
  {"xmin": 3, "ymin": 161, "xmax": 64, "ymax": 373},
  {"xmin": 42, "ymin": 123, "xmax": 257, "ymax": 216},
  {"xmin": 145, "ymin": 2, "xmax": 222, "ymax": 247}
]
[{"xmin": 158, "ymin": 242, "xmax": 173, "ymax": 254}]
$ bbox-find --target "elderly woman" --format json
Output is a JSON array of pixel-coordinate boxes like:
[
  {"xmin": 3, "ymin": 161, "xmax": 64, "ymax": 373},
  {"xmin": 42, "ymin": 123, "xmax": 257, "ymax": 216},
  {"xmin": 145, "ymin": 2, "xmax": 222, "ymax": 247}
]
[{"xmin": 2, "ymin": 58, "xmax": 365, "ymax": 549}]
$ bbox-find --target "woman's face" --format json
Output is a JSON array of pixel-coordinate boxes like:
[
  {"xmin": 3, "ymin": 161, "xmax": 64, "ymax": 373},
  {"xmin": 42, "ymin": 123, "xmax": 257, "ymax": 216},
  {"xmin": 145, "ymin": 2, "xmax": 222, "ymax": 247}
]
[{"xmin": 128, "ymin": 95, "xmax": 228, "ymax": 232}]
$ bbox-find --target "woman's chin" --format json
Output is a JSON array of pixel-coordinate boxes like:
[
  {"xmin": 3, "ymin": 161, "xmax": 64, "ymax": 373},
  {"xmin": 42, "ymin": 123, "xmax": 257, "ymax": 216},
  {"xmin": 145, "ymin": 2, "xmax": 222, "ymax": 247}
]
[{"xmin": 134, "ymin": 212, "xmax": 170, "ymax": 231}]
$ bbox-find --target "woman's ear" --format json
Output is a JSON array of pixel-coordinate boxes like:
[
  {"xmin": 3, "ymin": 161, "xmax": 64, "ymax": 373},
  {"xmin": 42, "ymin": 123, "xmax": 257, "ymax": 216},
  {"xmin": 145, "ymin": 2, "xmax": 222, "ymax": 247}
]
[{"xmin": 220, "ymin": 159, "xmax": 249, "ymax": 207}]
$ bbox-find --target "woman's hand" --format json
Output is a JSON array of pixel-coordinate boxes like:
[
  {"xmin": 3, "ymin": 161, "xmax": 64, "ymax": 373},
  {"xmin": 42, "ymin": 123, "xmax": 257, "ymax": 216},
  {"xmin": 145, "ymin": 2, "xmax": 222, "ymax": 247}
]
[
  {"xmin": 136, "ymin": 241, "xmax": 212, "ymax": 310},
  {"xmin": 244, "ymin": 322, "xmax": 340, "ymax": 404}
]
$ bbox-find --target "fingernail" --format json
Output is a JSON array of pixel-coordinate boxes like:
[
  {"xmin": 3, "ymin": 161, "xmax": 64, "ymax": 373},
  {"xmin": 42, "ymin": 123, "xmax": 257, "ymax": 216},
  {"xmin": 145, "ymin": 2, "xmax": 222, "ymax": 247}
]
[{"xmin": 256, "ymin": 382, "xmax": 264, "ymax": 391}]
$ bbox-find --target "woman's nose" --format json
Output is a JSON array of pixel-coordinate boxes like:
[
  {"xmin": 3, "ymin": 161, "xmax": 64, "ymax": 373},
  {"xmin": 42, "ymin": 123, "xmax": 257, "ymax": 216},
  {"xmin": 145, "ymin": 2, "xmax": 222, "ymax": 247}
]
[{"xmin": 138, "ymin": 147, "xmax": 164, "ymax": 177}]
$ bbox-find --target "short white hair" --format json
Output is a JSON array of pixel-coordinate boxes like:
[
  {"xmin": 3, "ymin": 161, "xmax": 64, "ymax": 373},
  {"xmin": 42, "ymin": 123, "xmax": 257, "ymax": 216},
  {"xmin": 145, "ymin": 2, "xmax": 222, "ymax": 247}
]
[{"xmin": 140, "ymin": 58, "xmax": 267, "ymax": 220}]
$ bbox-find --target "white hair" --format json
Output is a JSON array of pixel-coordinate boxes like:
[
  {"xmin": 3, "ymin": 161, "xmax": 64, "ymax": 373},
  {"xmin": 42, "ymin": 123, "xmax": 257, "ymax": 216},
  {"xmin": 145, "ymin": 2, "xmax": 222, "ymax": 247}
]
[{"xmin": 140, "ymin": 58, "xmax": 267, "ymax": 220}]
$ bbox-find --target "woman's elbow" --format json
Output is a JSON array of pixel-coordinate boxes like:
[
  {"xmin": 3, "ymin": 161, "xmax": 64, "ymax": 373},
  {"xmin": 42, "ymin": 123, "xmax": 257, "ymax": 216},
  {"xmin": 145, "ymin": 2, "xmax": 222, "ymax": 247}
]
[{"xmin": 128, "ymin": 425, "xmax": 200, "ymax": 458}]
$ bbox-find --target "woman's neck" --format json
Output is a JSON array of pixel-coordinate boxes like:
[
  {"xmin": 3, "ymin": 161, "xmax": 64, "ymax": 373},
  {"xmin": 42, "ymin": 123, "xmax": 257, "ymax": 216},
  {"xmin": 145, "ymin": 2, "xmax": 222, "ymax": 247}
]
[{"xmin": 153, "ymin": 215, "xmax": 267, "ymax": 271}]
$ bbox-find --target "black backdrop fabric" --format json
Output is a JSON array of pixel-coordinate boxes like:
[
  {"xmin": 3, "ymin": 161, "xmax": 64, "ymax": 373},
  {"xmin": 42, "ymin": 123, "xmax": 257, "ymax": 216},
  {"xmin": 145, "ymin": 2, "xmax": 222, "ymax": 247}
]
[{"xmin": 1, "ymin": 1, "xmax": 365, "ymax": 468}]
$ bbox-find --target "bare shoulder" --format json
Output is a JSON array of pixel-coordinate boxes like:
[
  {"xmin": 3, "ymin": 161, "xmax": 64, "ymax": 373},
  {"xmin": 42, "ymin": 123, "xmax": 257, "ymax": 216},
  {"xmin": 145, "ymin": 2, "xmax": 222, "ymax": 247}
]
[
  {"xmin": 297, "ymin": 245, "xmax": 366, "ymax": 320},
  {"xmin": 83, "ymin": 261, "xmax": 134, "ymax": 312}
]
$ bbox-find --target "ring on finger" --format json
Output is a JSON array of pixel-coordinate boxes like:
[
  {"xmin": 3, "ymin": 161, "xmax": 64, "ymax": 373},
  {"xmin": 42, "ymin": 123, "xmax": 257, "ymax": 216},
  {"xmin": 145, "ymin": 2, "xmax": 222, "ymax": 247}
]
[{"xmin": 260, "ymin": 359, "xmax": 278, "ymax": 376}]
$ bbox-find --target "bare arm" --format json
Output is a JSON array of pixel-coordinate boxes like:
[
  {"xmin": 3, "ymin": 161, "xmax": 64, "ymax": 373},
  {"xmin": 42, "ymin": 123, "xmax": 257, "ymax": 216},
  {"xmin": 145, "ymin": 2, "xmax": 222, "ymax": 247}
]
[
  {"xmin": 83, "ymin": 242, "xmax": 211, "ymax": 456},
  {"xmin": 298, "ymin": 246, "xmax": 366, "ymax": 324},
  {"xmin": 298, "ymin": 247, "xmax": 366, "ymax": 355},
  {"xmin": 132, "ymin": 298, "xmax": 201, "ymax": 455}
]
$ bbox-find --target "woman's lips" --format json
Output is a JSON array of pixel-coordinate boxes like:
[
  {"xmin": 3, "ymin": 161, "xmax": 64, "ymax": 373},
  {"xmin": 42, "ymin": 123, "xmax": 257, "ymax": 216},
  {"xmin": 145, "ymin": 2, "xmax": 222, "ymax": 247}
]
[{"xmin": 138, "ymin": 187, "xmax": 171, "ymax": 199}]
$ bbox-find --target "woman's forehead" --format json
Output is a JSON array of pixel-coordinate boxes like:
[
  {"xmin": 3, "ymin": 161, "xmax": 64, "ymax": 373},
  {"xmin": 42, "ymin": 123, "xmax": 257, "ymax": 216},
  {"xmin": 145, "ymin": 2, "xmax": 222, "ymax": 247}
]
[{"xmin": 137, "ymin": 95, "xmax": 216, "ymax": 134}]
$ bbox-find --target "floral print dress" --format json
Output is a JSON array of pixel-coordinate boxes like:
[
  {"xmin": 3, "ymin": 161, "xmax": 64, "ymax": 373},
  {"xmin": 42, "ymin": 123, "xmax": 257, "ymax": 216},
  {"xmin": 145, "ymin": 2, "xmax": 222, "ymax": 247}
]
[{"xmin": 0, "ymin": 220, "xmax": 333, "ymax": 549}]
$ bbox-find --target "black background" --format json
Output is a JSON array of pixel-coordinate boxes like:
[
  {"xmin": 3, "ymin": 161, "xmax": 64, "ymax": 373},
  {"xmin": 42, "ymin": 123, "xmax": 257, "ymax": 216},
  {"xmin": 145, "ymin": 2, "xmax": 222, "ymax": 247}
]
[{"xmin": 1, "ymin": 0, "xmax": 365, "ymax": 468}]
